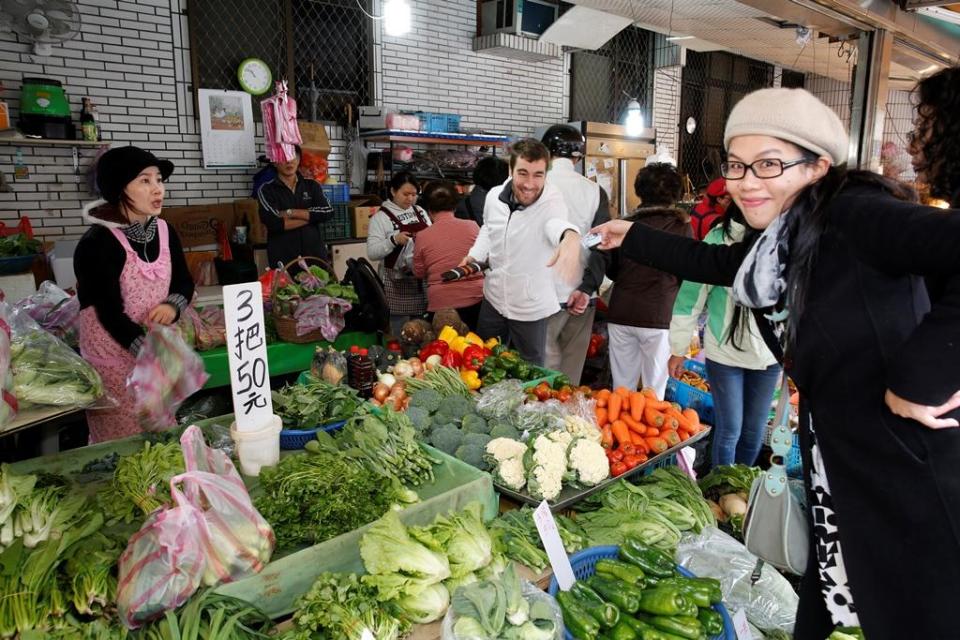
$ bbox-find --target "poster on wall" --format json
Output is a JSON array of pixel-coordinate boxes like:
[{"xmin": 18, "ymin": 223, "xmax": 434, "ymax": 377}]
[{"xmin": 198, "ymin": 89, "xmax": 257, "ymax": 169}]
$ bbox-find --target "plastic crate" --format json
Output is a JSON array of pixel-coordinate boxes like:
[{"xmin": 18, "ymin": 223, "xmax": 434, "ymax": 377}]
[
  {"xmin": 322, "ymin": 202, "xmax": 352, "ymax": 241},
  {"xmin": 279, "ymin": 419, "xmax": 347, "ymax": 450},
  {"xmin": 321, "ymin": 183, "xmax": 350, "ymax": 204},
  {"xmin": 640, "ymin": 452, "xmax": 678, "ymax": 476},
  {"xmin": 547, "ymin": 545, "xmax": 736, "ymax": 640},
  {"xmin": 0, "ymin": 254, "xmax": 37, "ymax": 275},
  {"xmin": 414, "ymin": 111, "xmax": 461, "ymax": 133},
  {"xmin": 665, "ymin": 359, "xmax": 715, "ymax": 425}
]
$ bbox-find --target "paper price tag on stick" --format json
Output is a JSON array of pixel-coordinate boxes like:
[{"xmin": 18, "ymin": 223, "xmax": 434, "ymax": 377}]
[
  {"xmin": 533, "ymin": 500, "xmax": 575, "ymax": 590},
  {"xmin": 223, "ymin": 283, "xmax": 273, "ymax": 430}
]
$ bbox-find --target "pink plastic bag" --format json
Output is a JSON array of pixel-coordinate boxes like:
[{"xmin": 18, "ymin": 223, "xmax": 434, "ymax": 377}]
[{"xmin": 116, "ymin": 426, "xmax": 275, "ymax": 628}]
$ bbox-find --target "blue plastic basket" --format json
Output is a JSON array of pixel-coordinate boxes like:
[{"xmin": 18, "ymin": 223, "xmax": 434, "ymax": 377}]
[
  {"xmin": 278, "ymin": 419, "xmax": 347, "ymax": 450},
  {"xmin": 547, "ymin": 545, "xmax": 736, "ymax": 640},
  {"xmin": 414, "ymin": 111, "xmax": 461, "ymax": 133},
  {"xmin": 665, "ymin": 359, "xmax": 715, "ymax": 425},
  {"xmin": 640, "ymin": 452, "xmax": 678, "ymax": 476},
  {"xmin": 0, "ymin": 254, "xmax": 37, "ymax": 275},
  {"xmin": 320, "ymin": 183, "xmax": 350, "ymax": 204}
]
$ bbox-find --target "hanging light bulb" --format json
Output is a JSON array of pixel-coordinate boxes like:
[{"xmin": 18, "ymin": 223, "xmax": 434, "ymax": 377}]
[
  {"xmin": 624, "ymin": 100, "xmax": 644, "ymax": 137},
  {"xmin": 383, "ymin": 0, "xmax": 412, "ymax": 37}
]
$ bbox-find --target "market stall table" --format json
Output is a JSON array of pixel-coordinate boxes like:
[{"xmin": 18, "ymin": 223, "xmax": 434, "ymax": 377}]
[
  {"xmin": 0, "ymin": 405, "xmax": 85, "ymax": 454},
  {"xmin": 200, "ymin": 330, "xmax": 381, "ymax": 388}
]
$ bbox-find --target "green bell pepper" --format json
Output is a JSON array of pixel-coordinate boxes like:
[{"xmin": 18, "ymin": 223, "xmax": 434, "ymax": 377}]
[
  {"xmin": 572, "ymin": 582, "xmax": 621, "ymax": 628},
  {"xmin": 656, "ymin": 578, "xmax": 713, "ymax": 608},
  {"xmin": 683, "ymin": 577, "xmax": 723, "ymax": 605},
  {"xmin": 697, "ymin": 608, "xmax": 724, "ymax": 637},
  {"xmin": 482, "ymin": 369, "xmax": 507, "ymax": 385},
  {"xmin": 588, "ymin": 575, "xmax": 642, "ymax": 614},
  {"xmin": 636, "ymin": 587, "xmax": 693, "ymax": 617},
  {"xmin": 645, "ymin": 615, "xmax": 705, "ymax": 640},
  {"xmin": 498, "ymin": 351, "xmax": 520, "ymax": 372},
  {"xmin": 620, "ymin": 540, "xmax": 676, "ymax": 578},
  {"xmin": 621, "ymin": 617, "xmax": 671, "ymax": 640},
  {"xmin": 554, "ymin": 373, "xmax": 572, "ymax": 388},
  {"xmin": 595, "ymin": 558, "xmax": 647, "ymax": 587},
  {"xmin": 609, "ymin": 620, "xmax": 639, "ymax": 640},
  {"xmin": 558, "ymin": 590, "xmax": 601, "ymax": 640},
  {"xmin": 514, "ymin": 362, "xmax": 531, "ymax": 380},
  {"xmin": 492, "ymin": 343, "xmax": 510, "ymax": 356}
]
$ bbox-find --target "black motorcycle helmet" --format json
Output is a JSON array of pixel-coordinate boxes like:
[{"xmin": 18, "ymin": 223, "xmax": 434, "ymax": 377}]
[{"xmin": 541, "ymin": 124, "xmax": 585, "ymax": 159}]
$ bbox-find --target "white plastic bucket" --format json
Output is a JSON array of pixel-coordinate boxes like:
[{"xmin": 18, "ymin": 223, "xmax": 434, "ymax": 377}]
[{"xmin": 230, "ymin": 414, "xmax": 282, "ymax": 476}]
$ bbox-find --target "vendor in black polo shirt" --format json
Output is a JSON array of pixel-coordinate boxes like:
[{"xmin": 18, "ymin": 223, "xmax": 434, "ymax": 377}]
[{"xmin": 256, "ymin": 145, "xmax": 334, "ymax": 268}]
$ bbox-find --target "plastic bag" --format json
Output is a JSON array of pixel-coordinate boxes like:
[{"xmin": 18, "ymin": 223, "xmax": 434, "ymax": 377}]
[
  {"xmin": 475, "ymin": 379, "xmax": 526, "ymax": 421},
  {"xmin": 9, "ymin": 306, "xmax": 107, "ymax": 409},
  {"xmin": 393, "ymin": 239, "xmax": 416, "ymax": 276},
  {"xmin": 440, "ymin": 580, "xmax": 564, "ymax": 640},
  {"xmin": 0, "ymin": 303, "xmax": 17, "ymax": 427},
  {"xmin": 180, "ymin": 305, "xmax": 226, "ymax": 351},
  {"xmin": 293, "ymin": 295, "xmax": 351, "ymax": 340},
  {"xmin": 675, "ymin": 526, "xmax": 798, "ymax": 633},
  {"xmin": 116, "ymin": 426, "xmax": 274, "ymax": 628},
  {"xmin": 513, "ymin": 400, "xmax": 566, "ymax": 440},
  {"xmin": 128, "ymin": 325, "xmax": 209, "ymax": 432},
  {"xmin": 14, "ymin": 280, "xmax": 80, "ymax": 344}
]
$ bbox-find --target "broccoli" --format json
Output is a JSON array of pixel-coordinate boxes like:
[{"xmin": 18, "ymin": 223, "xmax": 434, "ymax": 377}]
[
  {"xmin": 436, "ymin": 394, "xmax": 475, "ymax": 422},
  {"xmin": 406, "ymin": 406, "xmax": 432, "ymax": 436},
  {"xmin": 463, "ymin": 432, "xmax": 492, "ymax": 450},
  {"xmin": 489, "ymin": 422, "xmax": 520, "ymax": 441},
  {"xmin": 454, "ymin": 443, "xmax": 490, "ymax": 470},
  {"xmin": 409, "ymin": 388, "xmax": 443, "ymax": 414},
  {"xmin": 429, "ymin": 425, "xmax": 463, "ymax": 456},
  {"xmin": 461, "ymin": 413, "xmax": 489, "ymax": 435}
]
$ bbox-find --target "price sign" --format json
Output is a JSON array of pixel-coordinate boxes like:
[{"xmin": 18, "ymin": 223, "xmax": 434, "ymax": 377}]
[
  {"xmin": 732, "ymin": 609, "xmax": 753, "ymax": 640},
  {"xmin": 223, "ymin": 283, "xmax": 273, "ymax": 430},
  {"xmin": 533, "ymin": 500, "xmax": 575, "ymax": 590}
]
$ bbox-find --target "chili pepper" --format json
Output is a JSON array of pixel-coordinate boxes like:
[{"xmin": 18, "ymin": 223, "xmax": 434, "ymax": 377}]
[
  {"xmin": 557, "ymin": 590, "xmax": 601, "ymax": 639},
  {"xmin": 636, "ymin": 587, "xmax": 693, "ymax": 617},
  {"xmin": 461, "ymin": 344, "xmax": 486, "ymax": 371},
  {"xmin": 620, "ymin": 539, "xmax": 677, "ymax": 578},
  {"xmin": 608, "ymin": 620, "xmax": 638, "ymax": 640},
  {"xmin": 460, "ymin": 369, "xmax": 481, "ymax": 391},
  {"xmin": 620, "ymin": 616, "xmax": 670, "ymax": 640},
  {"xmin": 587, "ymin": 576, "xmax": 642, "ymax": 614},
  {"xmin": 656, "ymin": 578, "xmax": 713, "ymax": 608},
  {"xmin": 441, "ymin": 349, "xmax": 462, "ymax": 369},
  {"xmin": 681, "ymin": 577, "xmax": 722, "ymax": 605},
  {"xmin": 697, "ymin": 608, "xmax": 724, "ymax": 637},
  {"xmin": 639, "ymin": 614, "xmax": 704, "ymax": 640},
  {"xmin": 595, "ymin": 558, "xmax": 647, "ymax": 587},
  {"xmin": 571, "ymin": 582, "xmax": 620, "ymax": 628}
]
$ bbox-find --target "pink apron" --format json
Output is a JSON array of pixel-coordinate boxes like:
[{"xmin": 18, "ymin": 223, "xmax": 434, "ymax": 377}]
[{"xmin": 79, "ymin": 219, "xmax": 172, "ymax": 443}]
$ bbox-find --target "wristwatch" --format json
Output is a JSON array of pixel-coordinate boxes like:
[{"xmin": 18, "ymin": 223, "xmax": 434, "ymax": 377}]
[{"xmin": 284, "ymin": 208, "xmax": 292, "ymax": 219}]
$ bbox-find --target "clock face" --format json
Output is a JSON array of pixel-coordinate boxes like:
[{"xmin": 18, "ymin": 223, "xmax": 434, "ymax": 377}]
[{"xmin": 238, "ymin": 58, "xmax": 272, "ymax": 95}]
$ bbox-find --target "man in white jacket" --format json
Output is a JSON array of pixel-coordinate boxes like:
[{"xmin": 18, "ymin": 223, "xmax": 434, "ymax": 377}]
[
  {"xmin": 461, "ymin": 139, "xmax": 582, "ymax": 366},
  {"xmin": 541, "ymin": 125, "xmax": 610, "ymax": 384}
]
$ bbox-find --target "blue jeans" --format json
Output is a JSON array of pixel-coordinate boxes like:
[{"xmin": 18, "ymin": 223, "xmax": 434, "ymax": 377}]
[{"xmin": 705, "ymin": 359, "xmax": 782, "ymax": 466}]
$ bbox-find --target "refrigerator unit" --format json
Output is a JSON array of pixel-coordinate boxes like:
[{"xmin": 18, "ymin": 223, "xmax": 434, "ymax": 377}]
[{"xmin": 571, "ymin": 121, "xmax": 656, "ymax": 219}]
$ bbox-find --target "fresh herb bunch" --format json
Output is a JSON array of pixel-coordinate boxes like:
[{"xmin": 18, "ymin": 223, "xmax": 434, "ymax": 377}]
[
  {"xmin": 272, "ymin": 376, "xmax": 362, "ymax": 429},
  {"xmin": 253, "ymin": 448, "xmax": 408, "ymax": 549},
  {"xmin": 98, "ymin": 441, "xmax": 185, "ymax": 524},
  {"xmin": 333, "ymin": 408, "xmax": 438, "ymax": 487},
  {"xmin": 136, "ymin": 590, "xmax": 275, "ymax": 640}
]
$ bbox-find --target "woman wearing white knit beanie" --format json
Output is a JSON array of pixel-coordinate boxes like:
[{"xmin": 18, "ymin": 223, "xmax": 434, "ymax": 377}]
[{"xmin": 593, "ymin": 84, "xmax": 960, "ymax": 639}]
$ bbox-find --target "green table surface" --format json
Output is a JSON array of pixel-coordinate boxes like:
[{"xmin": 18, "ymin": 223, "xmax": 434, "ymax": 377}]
[{"xmin": 199, "ymin": 331, "xmax": 381, "ymax": 389}]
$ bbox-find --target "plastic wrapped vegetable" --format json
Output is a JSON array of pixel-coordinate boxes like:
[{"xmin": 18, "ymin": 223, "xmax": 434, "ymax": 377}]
[
  {"xmin": 13, "ymin": 280, "xmax": 80, "ymax": 344},
  {"xmin": 294, "ymin": 295, "xmax": 352, "ymax": 341},
  {"xmin": 128, "ymin": 325, "xmax": 209, "ymax": 432},
  {"xmin": 9, "ymin": 307, "xmax": 104, "ymax": 408},
  {"xmin": 0, "ymin": 304, "xmax": 17, "ymax": 427},
  {"xmin": 475, "ymin": 379, "xmax": 526, "ymax": 421}
]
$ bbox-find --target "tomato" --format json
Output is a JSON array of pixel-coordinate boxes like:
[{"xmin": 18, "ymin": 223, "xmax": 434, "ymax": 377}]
[
  {"xmin": 620, "ymin": 443, "xmax": 636, "ymax": 457},
  {"xmin": 609, "ymin": 449, "xmax": 624, "ymax": 462},
  {"xmin": 623, "ymin": 454, "xmax": 643, "ymax": 470},
  {"xmin": 610, "ymin": 461, "xmax": 628, "ymax": 476},
  {"xmin": 557, "ymin": 390, "xmax": 572, "ymax": 403},
  {"xmin": 533, "ymin": 383, "xmax": 552, "ymax": 401}
]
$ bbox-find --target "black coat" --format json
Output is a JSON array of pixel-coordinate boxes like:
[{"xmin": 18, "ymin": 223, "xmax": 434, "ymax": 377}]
[{"xmin": 619, "ymin": 181, "xmax": 960, "ymax": 639}]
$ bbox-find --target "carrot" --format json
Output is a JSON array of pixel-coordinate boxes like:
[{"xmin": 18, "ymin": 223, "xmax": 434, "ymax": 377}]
[
  {"xmin": 668, "ymin": 408, "xmax": 693, "ymax": 432},
  {"xmin": 614, "ymin": 386, "xmax": 632, "ymax": 398},
  {"xmin": 661, "ymin": 413, "xmax": 680, "ymax": 430},
  {"xmin": 595, "ymin": 389, "xmax": 611, "ymax": 408},
  {"xmin": 646, "ymin": 437, "xmax": 669, "ymax": 454},
  {"xmin": 682, "ymin": 408, "xmax": 701, "ymax": 433},
  {"xmin": 661, "ymin": 429, "xmax": 681, "ymax": 447},
  {"xmin": 645, "ymin": 427, "xmax": 660, "ymax": 437},
  {"xmin": 595, "ymin": 407, "xmax": 608, "ymax": 427},
  {"xmin": 641, "ymin": 387, "xmax": 659, "ymax": 400},
  {"xmin": 608, "ymin": 393, "xmax": 623, "ymax": 422},
  {"xmin": 611, "ymin": 420, "xmax": 632, "ymax": 447},
  {"xmin": 622, "ymin": 413, "xmax": 645, "ymax": 435},
  {"xmin": 630, "ymin": 391, "xmax": 645, "ymax": 422},
  {"xmin": 643, "ymin": 406, "xmax": 665, "ymax": 428},
  {"xmin": 645, "ymin": 398, "xmax": 673, "ymax": 411},
  {"xmin": 678, "ymin": 430, "xmax": 691, "ymax": 442},
  {"xmin": 596, "ymin": 397, "xmax": 607, "ymax": 408},
  {"xmin": 601, "ymin": 425, "xmax": 614, "ymax": 449}
]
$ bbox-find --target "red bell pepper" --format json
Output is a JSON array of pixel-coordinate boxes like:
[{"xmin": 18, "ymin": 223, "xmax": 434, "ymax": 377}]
[
  {"xmin": 441, "ymin": 349, "xmax": 462, "ymax": 369},
  {"xmin": 462, "ymin": 345, "xmax": 487, "ymax": 371},
  {"xmin": 419, "ymin": 340, "xmax": 449, "ymax": 361}
]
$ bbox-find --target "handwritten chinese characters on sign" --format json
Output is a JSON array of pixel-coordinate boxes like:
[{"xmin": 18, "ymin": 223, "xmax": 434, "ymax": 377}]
[{"xmin": 223, "ymin": 283, "xmax": 273, "ymax": 429}]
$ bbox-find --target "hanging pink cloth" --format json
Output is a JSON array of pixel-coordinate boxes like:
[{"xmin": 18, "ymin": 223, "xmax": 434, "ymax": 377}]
[{"xmin": 261, "ymin": 80, "xmax": 302, "ymax": 163}]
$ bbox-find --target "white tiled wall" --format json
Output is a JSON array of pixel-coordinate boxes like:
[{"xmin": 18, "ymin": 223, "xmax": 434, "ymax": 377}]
[{"xmin": 0, "ymin": 0, "xmax": 567, "ymax": 240}]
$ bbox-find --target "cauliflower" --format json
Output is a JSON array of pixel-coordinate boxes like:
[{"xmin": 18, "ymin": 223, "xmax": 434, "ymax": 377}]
[
  {"xmin": 567, "ymin": 438, "xmax": 610, "ymax": 487},
  {"xmin": 485, "ymin": 438, "xmax": 528, "ymax": 463},
  {"xmin": 564, "ymin": 415, "xmax": 601, "ymax": 443},
  {"xmin": 526, "ymin": 464, "xmax": 564, "ymax": 501},
  {"xmin": 494, "ymin": 456, "xmax": 527, "ymax": 491},
  {"xmin": 546, "ymin": 430, "xmax": 574, "ymax": 447},
  {"xmin": 531, "ymin": 434, "xmax": 569, "ymax": 474}
]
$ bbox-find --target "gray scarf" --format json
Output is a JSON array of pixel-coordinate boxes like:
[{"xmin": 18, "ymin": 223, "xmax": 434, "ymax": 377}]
[{"xmin": 732, "ymin": 210, "xmax": 791, "ymax": 311}]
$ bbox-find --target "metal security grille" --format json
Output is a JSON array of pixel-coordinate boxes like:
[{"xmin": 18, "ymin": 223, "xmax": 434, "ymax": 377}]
[
  {"xmin": 678, "ymin": 51, "xmax": 775, "ymax": 189},
  {"xmin": 188, "ymin": 0, "xmax": 372, "ymax": 124},
  {"xmin": 569, "ymin": 26, "xmax": 653, "ymax": 124},
  {"xmin": 882, "ymin": 86, "xmax": 917, "ymax": 183}
]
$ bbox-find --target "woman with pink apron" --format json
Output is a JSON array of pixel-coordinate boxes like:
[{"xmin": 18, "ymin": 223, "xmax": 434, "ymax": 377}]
[{"xmin": 74, "ymin": 147, "xmax": 195, "ymax": 443}]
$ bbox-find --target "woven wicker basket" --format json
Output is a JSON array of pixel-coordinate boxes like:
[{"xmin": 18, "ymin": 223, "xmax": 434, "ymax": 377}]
[{"xmin": 271, "ymin": 256, "xmax": 337, "ymax": 344}]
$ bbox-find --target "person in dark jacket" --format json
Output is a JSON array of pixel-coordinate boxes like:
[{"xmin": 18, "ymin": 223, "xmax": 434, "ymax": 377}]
[
  {"xmin": 592, "ymin": 85, "xmax": 960, "ymax": 639},
  {"xmin": 454, "ymin": 156, "xmax": 509, "ymax": 226},
  {"xmin": 606, "ymin": 163, "xmax": 691, "ymax": 396},
  {"xmin": 256, "ymin": 145, "xmax": 334, "ymax": 268}
]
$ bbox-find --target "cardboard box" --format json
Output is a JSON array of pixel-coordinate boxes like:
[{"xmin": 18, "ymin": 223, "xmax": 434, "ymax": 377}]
[
  {"xmin": 298, "ymin": 121, "xmax": 331, "ymax": 154},
  {"xmin": 162, "ymin": 203, "xmax": 237, "ymax": 248},
  {"xmin": 350, "ymin": 205, "xmax": 377, "ymax": 238},
  {"xmin": 234, "ymin": 198, "xmax": 266, "ymax": 245}
]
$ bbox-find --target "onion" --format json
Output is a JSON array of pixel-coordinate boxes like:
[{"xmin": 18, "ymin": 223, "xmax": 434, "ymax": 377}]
[
  {"xmin": 393, "ymin": 379, "xmax": 407, "ymax": 391},
  {"xmin": 393, "ymin": 361, "xmax": 415, "ymax": 378},
  {"xmin": 425, "ymin": 354, "xmax": 443, "ymax": 370},
  {"xmin": 378, "ymin": 372, "xmax": 397, "ymax": 388},
  {"xmin": 409, "ymin": 358, "xmax": 425, "ymax": 376},
  {"xmin": 372, "ymin": 382, "xmax": 391, "ymax": 402}
]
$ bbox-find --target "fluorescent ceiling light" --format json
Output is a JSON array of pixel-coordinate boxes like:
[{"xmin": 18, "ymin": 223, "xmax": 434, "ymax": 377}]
[{"xmin": 666, "ymin": 35, "xmax": 695, "ymax": 41}]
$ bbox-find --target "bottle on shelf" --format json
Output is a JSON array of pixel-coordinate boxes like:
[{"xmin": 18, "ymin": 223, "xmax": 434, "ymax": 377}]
[
  {"xmin": 80, "ymin": 97, "xmax": 100, "ymax": 142},
  {"xmin": 353, "ymin": 348, "xmax": 376, "ymax": 398}
]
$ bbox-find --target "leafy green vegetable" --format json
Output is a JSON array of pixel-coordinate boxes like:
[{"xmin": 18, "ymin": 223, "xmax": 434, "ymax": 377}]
[
  {"xmin": 412, "ymin": 502, "xmax": 492, "ymax": 579},
  {"xmin": 0, "ymin": 233, "xmax": 41, "ymax": 257},
  {"xmin": 451, "ymin": 578, "xmax": 507, "ymax": 638},
  {"xmin": 137, "ymin": 589, "xmax": 274, "ymax": 640},
  {"xmin": 488, "ymin": 506, "xmax": 586, "ymax": 572},
  {"xmin": 394, "ymin": 582, "xmax": 450, "ymax": 624},
  {"xmin": 272, "ymin": 375, "xmax": 362, "ymax": 429},
  {"xmin": 699, "ymin": 464, "xmax": 761, "ymax": 499},
  {"xmin": 333, "ymin": 408, "xmax": 438, "ymax": 487},
  {"xmin": 98, "ymin": 441, "xmax": 184, "ymax": 525},
  {"xmin": 10, "ymin": 328, "xmax": 103, "ymax": 408},
  {"xmin": 283, "ymin": 572, "xmax": 407, "ymax": 640},
  {"xmin": 360, "ymin": 510, "xmax": 451, "ymax": 600}
]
